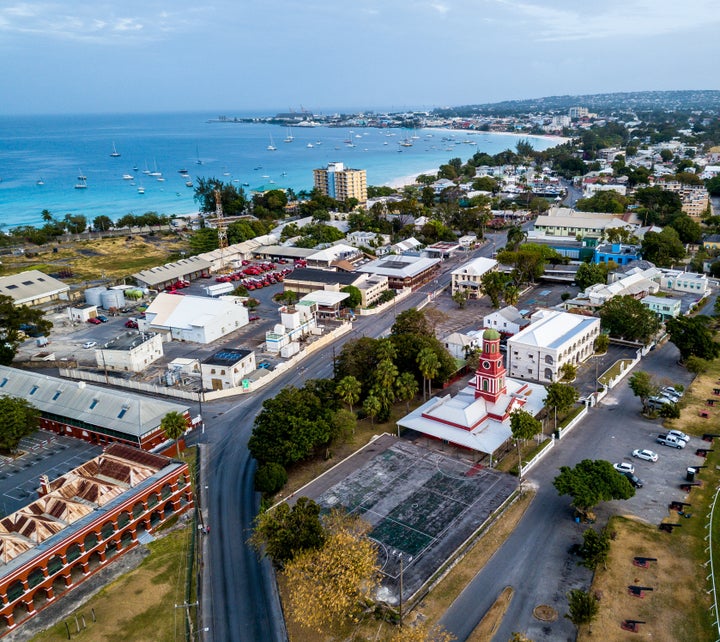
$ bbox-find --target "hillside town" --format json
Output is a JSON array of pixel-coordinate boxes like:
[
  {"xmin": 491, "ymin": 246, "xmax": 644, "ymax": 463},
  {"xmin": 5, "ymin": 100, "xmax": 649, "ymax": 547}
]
[{"xmin": 2, "ymin": 94, "xmax": 720, "ymax": 640}]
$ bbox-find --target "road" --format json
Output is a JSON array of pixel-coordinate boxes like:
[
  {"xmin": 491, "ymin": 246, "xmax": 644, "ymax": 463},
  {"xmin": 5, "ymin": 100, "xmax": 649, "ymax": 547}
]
[
  {"xmin": 191, "ymin": 234, "xmax": 505, "ymax": 641},
  {"xmin": 440, "ymin": 340, "xmax": 692, "ymax": 641}
]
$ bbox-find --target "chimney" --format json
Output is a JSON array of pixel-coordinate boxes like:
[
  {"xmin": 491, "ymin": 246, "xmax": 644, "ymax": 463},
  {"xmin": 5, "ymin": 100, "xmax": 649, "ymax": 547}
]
[{"xmin": 38, "ymin": 475, "xmax": 50, "ymax": 497}]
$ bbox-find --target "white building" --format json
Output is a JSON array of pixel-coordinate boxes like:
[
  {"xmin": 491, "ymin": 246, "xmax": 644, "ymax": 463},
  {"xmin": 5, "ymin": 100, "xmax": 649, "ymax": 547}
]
[
  {"xmin": 140, "ymin": 293, "xmax": 249, "ymax": 344},
  {"xmin": 658, "ymin": 269, "xmax": 709, "ymax": 297},
  {"xmin": 95, "ymin": 331, "xmax": 164, "ymax": 373},
  {"xmin": 483, "ymin": 306, "xmax": 530, "ymax": 336},
  {"xmin": 201, "ymin": 348, "xmax": 256, "ymax": 391},
  {"xmin": 68, "ymin": 304, "xmax": 98, "ymax": 324},
  {"xmin": 451, "ymin": 257, "xmax": 498, "ymax": 298},
  {"xmin": 641, "ymin": 295, "xmax": 681, "ymax": 320},
  {"xmin": 507, "ymin": 310, "xmax": 601, "ymax": 383},
  {"xmin": 443, "ymin": 330, "xmax": 483, "ymax": 361},
  {"xmin": 266, "ymin": 301, "xmax": 318, "ymax": 354}
]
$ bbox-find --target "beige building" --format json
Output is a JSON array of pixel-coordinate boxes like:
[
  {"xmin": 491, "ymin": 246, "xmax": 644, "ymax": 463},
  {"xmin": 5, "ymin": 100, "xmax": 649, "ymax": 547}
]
[
  {"xmin": 96, "ymin": 331, "xmax": 164, "ymax": 373},
  {"xmin": 451, "ymin": 257, "xmax": 497, "ymax": 298},
  {"xmin": 313, "ymin": 162, "xmax": 367, "ymax": 205}
]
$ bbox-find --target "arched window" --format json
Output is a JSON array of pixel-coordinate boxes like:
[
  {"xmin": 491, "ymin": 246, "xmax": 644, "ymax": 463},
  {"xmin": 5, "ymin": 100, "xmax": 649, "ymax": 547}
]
[{"xmin": 483, "ymin": 379, "xmax": 488, "ymax": 391}]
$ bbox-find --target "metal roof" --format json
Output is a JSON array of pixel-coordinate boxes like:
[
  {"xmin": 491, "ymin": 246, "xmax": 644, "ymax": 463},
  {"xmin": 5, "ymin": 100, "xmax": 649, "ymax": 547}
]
[
  {"xmin": 133, "ymin": 256, "xmax": 212, "ymax": 287},
  {"xmin": 0, "ymin": 270, "xmax": 69, "ymax": 306}
]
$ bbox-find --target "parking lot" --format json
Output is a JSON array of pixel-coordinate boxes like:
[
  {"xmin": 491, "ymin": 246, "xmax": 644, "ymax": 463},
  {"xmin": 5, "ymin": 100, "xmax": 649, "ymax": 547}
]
[{"xmin": 0, "ymin": 431, "xmax": 101, "ymax": 516}]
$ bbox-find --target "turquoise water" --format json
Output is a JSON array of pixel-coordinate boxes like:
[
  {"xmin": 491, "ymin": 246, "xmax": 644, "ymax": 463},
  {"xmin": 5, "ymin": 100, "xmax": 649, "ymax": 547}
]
[{"xmin": 0, "ymin": 112, "xmax": 560, "ymax": 229}]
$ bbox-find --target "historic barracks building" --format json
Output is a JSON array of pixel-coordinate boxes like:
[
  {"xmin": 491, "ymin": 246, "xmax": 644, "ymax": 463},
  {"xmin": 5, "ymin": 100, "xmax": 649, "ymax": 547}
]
[{"xmin": 0, "ymin": 444, "xmax": 193, "ymax": 635}]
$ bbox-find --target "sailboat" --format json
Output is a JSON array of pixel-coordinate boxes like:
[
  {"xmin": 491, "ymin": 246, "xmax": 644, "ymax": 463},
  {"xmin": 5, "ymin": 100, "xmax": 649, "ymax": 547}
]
[
  {"xmin": 149, "ymin": 159, "xmax": 162, "ymax": 177},
  {"xmin": 137, "ymin": 185, "xmax": 145, "ymax": 194},
  {"xmin": 36, "ymin": 178, "xmax": 44, "ymax": 186},
  {"xmin": 196, "ymin": 145, "xmax": 203, "ymax": 165},
  {"xmin": 283, "ymin": 127, "xmax": 294, "ymax": 143},
  {"xmin": 267, "ymin": 135, "xmax": 277, "ymax": 151},
  {"xmin": 110, "ymin": 142, "xmax": 120, "ymax": 157}
]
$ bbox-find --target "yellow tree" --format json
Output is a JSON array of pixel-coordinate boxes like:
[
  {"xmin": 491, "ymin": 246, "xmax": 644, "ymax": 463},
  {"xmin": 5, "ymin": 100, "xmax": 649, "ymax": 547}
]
[{"xmin": 283, "ymin": 512, "xmax": 379, "ymax": 632}]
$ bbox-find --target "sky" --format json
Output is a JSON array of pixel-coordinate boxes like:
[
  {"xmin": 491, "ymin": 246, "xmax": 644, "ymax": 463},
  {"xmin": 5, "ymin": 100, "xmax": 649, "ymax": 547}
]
[{"xmin": 2, "ymin": 0, "xmax": 720, "ymax": 115}]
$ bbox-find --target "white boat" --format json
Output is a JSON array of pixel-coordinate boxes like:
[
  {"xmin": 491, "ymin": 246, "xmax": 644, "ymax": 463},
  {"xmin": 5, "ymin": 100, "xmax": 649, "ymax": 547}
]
[
  {"xmin": 149, "ymin": 160, "xmax": 162, "ymax": 177},
  {"xmin": 122, "ymin": 174, "xmax": 134, "ymax": 180},
  {"xmin": 36, "ymin": 178, "xmax": 44, "ymax": 186},
  {"xmin": 267, "ymin": 135, "xmax": 277, "ymax": 151},
  {"xmin": 306, "ymin": 143, "xmax": 314, "ymax": 148},
  {"xmin": 399, "ymin": 139, "xmax": 413, "ymax": 147},
  {"xmin": 110, "ymin": 142, "xmax": 120, "ymax": 157},
  {"xmin": 283, "ymin": 127, "xmax": 294, "ymax": 143},
  {"xmin": 157, "ymin": 176, "xmax": 165, "ymax": 182},
  {"xmin": 137, "ymin": 186, "xmax": 145, "ymax": 194},
  {"xmin": 185, "ymin": 180, "xmax": 193, "ymax": 187},
  {"xmin": 75, "ymin": 171, "xmax": 87, "ymax": 189}
]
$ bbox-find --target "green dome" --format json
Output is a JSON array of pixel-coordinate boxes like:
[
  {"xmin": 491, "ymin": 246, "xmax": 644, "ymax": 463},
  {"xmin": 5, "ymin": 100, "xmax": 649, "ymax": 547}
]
[{"xmin": 483, "ymin": 328, "xmax": 501, "ymax": 341}]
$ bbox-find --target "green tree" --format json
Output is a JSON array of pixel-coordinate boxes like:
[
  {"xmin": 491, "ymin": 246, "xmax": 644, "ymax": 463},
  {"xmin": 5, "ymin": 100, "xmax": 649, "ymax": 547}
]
[
  {"xmin": 666, "ymin": 315, "xmax": 720, "ymax": 361},
  {"xmin": 506, "ymin": 225, "xmax": 527, "ymax": 252},
  {"xmin": 504, "ymin": 285, "xmax": 520, "ymax": 307},
  {"xmin": 251, "ymin": 497, "xmax": 325, "ymax": 567},
  {"xmin": 0, "ymin": 295, "xmax": 53, "ymax": 364},
  {"xmin": 417, "ymin": 347, "xmax": 440, "ymax": 400},
  {"xmin": 336, "ymin": 376, "xmax": 362, "ymax": 414},
  {"xmin": 481, "ymin": 271, "xmax": 512, "ymax": 308},
  {"xmin": 565, "ymin": 589, "xmax": 599, "ymax": 629},
  {"xmin": 628, "ymin": 371, "xmax": 658, "ymax": 413},
  {"xmin": 254, "ymin": 462, "xmax": 288, "ymax": 494},
  {"xmin": 641, "ymin": 227, "xmax": 685, "ymax": 267},
  {"xmin": 669, "ymin": 214, "xmax": 702, "ymax": 244},
  {"xmin": 371, "ymin": 358, "xmax": 399, "ymax": 422},
  {"xmin": 633, "ymin": 186, "xmax": 682, "ymax": 225},
  {"xmin": 599, "ymin": 295, "xmax": 660, "ymax": 343},
  {"xmin": 391, "ymin": 308, "xmax": 431, "ymax": 338},
  {"xmin": 686, "ymin": 355, "xmax": 710, "ymax": 375},
  {"xmin": 553, "ymin": 459, "xmax": 635, "ymax": 519},
  {"xmin": 706, "ymin": 175, "xmax": 720, "ymax": 197},
  {"xmin": 394, "ymin": 372, "xmax": 419, "ymax": 413},
  {"xmin": 574, "ymin": 262, "xmax": 607, "ymax": 291},
  {"xmin": 576, "ymin": 190, "xmax": 627, "ymax": 214},
  {"xmin": 559, "ymin": 363, "xmax": 577, "ymax": 382},
  {"xmin": 594, "ymin": 333, "xmax": 609, "ymax": 354},
  {"xmin": 0, "ymin": 397, "xmax": 40, "ymax": 454},
  {"xmin": 329, "ymin": 408, "xmax": 357, "ymax": 443},
  {"xmin": 92, "ymin": 215, "xmax": 113, "ymax": 232},
  {"xmin": 63, "ymin": 213, "xmax": 87, "ymax": 234},
  {"xmin": 545, "ymin": 382, "xmax": 579, "ymax": 416},
  {"xmin": 189, "ymin": 227, "xmax": 219, "ymax": 254},
  {"xmin": 452, "ymin": 290, "xmax": 469, "ymax": 309},
  {"xmin": 160, "ymin": 410, "xmax": 188, "ymax": 458},
  {"xmin": 362, "ymin": 394, "xmax": 381, "ymax": 426},
  {"xmin": 510, "ymin": 409, "xmax": 542, "ymax": 477},
  {"xmin": 578, "ymin": 527, "xmax": 611, "ymax": 570},
  {"xmin": 341, "ymin": 285, "xmax": 362, "ymax": 309}
]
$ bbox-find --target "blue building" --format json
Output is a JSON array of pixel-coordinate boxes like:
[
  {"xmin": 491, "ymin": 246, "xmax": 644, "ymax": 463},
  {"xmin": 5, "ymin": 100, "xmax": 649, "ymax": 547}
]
[{"xmin": 593, "ymin": 242, "xmax": 642, "ymax": 266}]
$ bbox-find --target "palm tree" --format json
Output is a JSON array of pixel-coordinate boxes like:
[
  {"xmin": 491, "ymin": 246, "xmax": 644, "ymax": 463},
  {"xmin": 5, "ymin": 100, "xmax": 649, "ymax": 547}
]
[
  {"xmin": 416, "ymin": 348, "xmax": 440, "ymax": 401},
  {"xmin": 504, "ymin": 285, "xmax": 520, "ymax": 306},
  {"xmin": 394, "ymin": 373, "xmax": 419, "ymax": 413},
  {"xmin": 363, "ymin": 394, "xmax": 381, "ymax": 427},
  {"xmin": 336, "ymin": 376, "xmax": 362, "ymax": 415},
  {"xmin": 41, "ymin": 209, "xmax": 53, "ymax": 223},
  {"xmin": 161, "ymin": 411, "xmax": 188, "ymax": 459}
]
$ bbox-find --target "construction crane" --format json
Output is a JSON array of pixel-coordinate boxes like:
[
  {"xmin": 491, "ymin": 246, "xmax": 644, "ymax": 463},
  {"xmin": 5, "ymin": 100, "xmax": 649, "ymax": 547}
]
[{"xmin": 214, "ymin": 189, "xmax": 230, "ymax": 273}]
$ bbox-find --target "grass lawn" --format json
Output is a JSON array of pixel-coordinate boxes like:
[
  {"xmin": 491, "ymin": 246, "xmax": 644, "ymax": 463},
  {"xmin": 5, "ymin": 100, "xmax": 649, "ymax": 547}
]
[
  {"xmin": 0, "ymin": 233, "xmax": 189, "ymax": 284},
  {"xmin": 598, "ymin": 359, "xmax": 635, "ymax": 387},
  {"xmin": 583, "ymin": 356, "xmax": 720, "ymax": 641}
]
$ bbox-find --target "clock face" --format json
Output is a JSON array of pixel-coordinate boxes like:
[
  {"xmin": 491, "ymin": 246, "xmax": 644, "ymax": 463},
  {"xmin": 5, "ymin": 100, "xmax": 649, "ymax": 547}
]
[{"xmin": 482, "ymin": 361, "xmax": 491, "ymax": 370}]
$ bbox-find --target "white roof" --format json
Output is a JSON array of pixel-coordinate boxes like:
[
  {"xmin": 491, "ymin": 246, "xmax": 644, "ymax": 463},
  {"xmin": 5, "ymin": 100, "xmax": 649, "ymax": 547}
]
[
  {"xmin": 145, "ymin": 293, "xmax": 241, "ymax": 329},
  {"xmin": 452, "ymin": 257, "xmax": 497, "ymax": 277},
  {"xmin": 133, "ymin": 256, "xmax": 212, "ymax": 287},
  {"xmin": 0, "ymin": 270, "xmax": 69, "ymax": 305},
  {"xmin": 484, "ymin": 306, "xmax": 526, "ymax": 326},
  {"xmin": 358, "ymin": 255, "xmax": 441, "ymax": 278},
  {"xmin": 299, "ymin": 291, "xmax": 349, "ymax": 306},
  {"xmin": 307, "ymin": 243, "xmax": 358, "ymax": 263},
  {"xmin": 508, "ymin": 310, "xmax": 599, "ymax": 350}
]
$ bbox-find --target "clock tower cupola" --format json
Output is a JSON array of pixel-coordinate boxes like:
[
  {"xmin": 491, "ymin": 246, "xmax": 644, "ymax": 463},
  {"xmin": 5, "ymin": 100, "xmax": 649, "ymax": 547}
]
[{"xmin": 474, "ymin": 328, "xmax": 507, "ymax": 403}]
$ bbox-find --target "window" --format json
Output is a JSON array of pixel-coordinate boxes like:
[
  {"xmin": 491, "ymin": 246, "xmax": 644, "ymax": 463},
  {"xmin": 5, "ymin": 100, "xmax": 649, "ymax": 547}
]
[
  {"xmin": 52, "ymin": 390, "xmax": 62, "ymax": 401},
  {"xmin": 118, "ymin": 406, "xmax": 129, "ymax": 419},
  {"xmin": 29, "ymin": 385, "xmax": 38, "ymax": 395},
  {"xmin": 0, "ymin": 378, "xmax": 6, "ymax": 388},
  {"xmin": 89, "ymin": 399, "xmax": 98, "ymax": 410}
]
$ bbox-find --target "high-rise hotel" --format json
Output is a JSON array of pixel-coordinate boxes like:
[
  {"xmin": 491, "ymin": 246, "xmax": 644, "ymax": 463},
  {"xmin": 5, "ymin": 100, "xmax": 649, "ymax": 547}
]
[{"xmin": 313, "ymin": 162, "xmax": 367, "ymax": 205}]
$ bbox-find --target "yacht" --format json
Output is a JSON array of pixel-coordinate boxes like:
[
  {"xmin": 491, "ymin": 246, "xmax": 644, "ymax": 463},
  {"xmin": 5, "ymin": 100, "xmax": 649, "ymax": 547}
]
[
  {"xmin": 122, "ymin": 174, "xmax": 134, "ymax": 180},
  {"xmin": 306, "ymin": 143, "xmax": 314, "ymax": 148},
  {"xmin": 36, "ymin": 178, "xmax": 44, "ymax": 186},
  {"xmin": 185, "ymin": 180, "xmax": 193, "ymax": 187},
  {"xmin": 267, "ymin": 135, "xmax": 277, "ymax": 151},
  {"xmin": 137, "ymin": 186, "xmax": 145, "ymax": 194},
  {"xmin": 110, "ymin": 142, "xmax": 120, "ymax": 157}
]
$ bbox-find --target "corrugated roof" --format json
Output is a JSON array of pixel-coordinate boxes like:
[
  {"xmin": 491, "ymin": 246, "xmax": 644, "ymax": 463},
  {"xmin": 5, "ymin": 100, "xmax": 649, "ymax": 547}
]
[
  {"xmin": 133, "ymin": 256, "xmax": 212, "ymax": 287},
  {"xmin": 508, "ymin": 310, "xmax": 599, "ymax": 350},
  {"xmin": 0, "ymin": 270, "xmax": 69, "ymax": 306}
]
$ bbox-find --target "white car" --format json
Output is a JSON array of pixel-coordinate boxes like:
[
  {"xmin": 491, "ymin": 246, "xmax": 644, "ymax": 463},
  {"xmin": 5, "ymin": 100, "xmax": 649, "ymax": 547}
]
[
  {"xmin": 632, "ymin": 449, "xmax": 659, "ymax": 462},
  {"xmin": 613, "ymin": 461, "xmax": 635, "ymax": 474},
  {"xmin": 82, "ymin": 341, "xmax": 97, "ymax": 349},
  {"xmin": 667, "ymin": 429, "xmax": 689, "ymax": 443}
]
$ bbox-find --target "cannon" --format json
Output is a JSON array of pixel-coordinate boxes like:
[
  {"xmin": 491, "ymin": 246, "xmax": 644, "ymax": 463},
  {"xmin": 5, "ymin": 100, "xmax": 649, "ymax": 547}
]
[{"xmin": 632, "ymin": 556, "xmax": 658, "ymax": 568}]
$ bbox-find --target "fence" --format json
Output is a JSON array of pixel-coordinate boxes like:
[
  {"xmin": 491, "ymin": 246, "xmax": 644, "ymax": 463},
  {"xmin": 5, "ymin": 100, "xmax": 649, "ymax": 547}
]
[
  {"xmin": 556, "ymin": 406, "xmax": 588, "ymax": 440},
  {"xmin": 520, "ymin": 436, "xmax": 555, "ymax": 475},
  {"xmin": 358, "ymin": 288, "xmax": 413, "ymax": 316},
  {"xmin": 706, "ymin": 486, "xmax": 720, "ymax": 639}
]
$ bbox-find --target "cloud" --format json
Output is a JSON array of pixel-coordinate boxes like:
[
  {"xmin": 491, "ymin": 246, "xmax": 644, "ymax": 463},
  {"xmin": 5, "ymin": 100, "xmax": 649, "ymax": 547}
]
[
  {"xmin": 429, "ymin": 2, "xmax": 450, "ymax": 14},
  {"xmin": 491, "ymin": 0, "xmax": 720, "ymax": 42}
]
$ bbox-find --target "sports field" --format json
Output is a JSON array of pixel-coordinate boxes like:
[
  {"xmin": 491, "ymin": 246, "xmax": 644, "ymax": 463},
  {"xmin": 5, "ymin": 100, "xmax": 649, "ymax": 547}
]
[{"xmin": 303, "ymin": 435, "xmax": 517, "ymax": 603}]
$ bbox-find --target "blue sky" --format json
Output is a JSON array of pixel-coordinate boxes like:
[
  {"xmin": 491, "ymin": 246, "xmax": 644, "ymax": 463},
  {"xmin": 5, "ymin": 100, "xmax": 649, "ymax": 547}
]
[{"xmin": 3, "ymin": 0, "xmax": 720, "ymax": 115}]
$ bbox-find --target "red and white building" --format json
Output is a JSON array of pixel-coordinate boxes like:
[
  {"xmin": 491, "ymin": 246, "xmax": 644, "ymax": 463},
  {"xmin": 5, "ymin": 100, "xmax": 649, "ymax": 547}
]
[
  {"xmin": 397, "ymin": 329, "xmax": 546, "ymax": 460},
  {"xmin": 0, "ymin": 444, "xmax": 193, "ymax": 636}
]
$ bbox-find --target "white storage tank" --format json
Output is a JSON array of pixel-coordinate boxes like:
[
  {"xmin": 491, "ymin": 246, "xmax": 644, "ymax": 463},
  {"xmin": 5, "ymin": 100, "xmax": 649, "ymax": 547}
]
[
  {"xmin": 85, "ymin": 286, "xmax": 107, "ymax": 307},
  {"xmin": 100, "ymin": 288, "xmax": 125, "ymax": 310}
]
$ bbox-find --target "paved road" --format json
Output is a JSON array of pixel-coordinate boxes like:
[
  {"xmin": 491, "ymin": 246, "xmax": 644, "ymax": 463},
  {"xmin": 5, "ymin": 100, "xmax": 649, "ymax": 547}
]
[
  {"xmin": 440, "ymin": 340, "xmax": 693, "ymax": 641},
  {"xmin": 191, "ymin": 237, "xmax": 504, "ymax": 641}
]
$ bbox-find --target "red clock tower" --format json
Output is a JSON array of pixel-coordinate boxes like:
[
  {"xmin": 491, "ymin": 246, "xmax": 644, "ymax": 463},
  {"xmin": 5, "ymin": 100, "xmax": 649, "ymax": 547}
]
[{"xmin": 474, "ymin": 328, "xmax": 507, "ymax": 403}]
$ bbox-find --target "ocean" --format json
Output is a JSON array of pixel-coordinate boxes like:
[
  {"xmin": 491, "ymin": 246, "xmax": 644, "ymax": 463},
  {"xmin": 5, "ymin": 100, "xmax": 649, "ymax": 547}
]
[{"xmin": 0, "ymin": 111, "xmax": 562, "ymax": 230}]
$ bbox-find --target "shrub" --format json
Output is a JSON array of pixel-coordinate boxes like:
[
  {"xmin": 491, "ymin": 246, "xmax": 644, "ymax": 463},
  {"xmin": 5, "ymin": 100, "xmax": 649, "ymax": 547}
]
[{"xmin": 255, "ymin": 462, "xmax": 288, "ymax": 494}]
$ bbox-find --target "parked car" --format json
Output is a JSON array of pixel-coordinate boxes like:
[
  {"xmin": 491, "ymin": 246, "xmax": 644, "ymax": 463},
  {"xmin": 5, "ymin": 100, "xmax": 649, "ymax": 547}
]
[
  {"xmin": 622, "ymin": 471, "xmax": 644, "ymax": 488},
  {"xmin": 249, "ymin": 315, "xmax": 260, "ymax": 322},
  {"xmin": 82, "ymin": 341, "xmax": 97, "ymax": 349},
  {"xmin": 667, "ymin": 429, "xmax": 689, "ymax": 443},
  {"xmin": 87, "ymin": 317, "xmax": 101, "ymax": 325},
  {"xmin": 125, "ymin": 320, "xmax": 138, "ymax": 329},
  {"xmin": 613, "ymin": 462, "xmax": 635, "ymax": 474},
  {"xmin": 656, "ymin": 433, "xmax": 686, "ymax": 449},
  {"xmin": 662, "ymin": 387, "xmax": 682, "ymax": 402},
  {"xmin": 632, "ymin": 449, "xmax": 658, "ymax": 462},
  {"xmin": 96, "ymin": 315, "xmax": 109, "ymax": 323}
]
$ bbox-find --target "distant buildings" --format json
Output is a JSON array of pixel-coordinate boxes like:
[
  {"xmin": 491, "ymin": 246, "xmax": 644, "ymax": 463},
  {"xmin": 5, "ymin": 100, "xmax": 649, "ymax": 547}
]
[
  {"xmin": 507, "ymin": 310, "xmax": 601, "ymax": 384},
  {"xmin": 451, "ymin": 257, "xmax": 498, "ymax": 298},
  {"xmin": 531, "ymin": 207, "xmax": 637, "ymax": 240},
  {"xmin": 0, "ymin": 270, "xmax": 69, "ymax": 307},
  {"xmin": 313, "ymin": 162, "xmax": 367, "ymax": 205}
]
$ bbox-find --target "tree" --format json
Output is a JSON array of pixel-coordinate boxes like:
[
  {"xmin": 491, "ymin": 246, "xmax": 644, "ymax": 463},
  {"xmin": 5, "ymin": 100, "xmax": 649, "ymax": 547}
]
[
  {"xmin": 666, "ymin": 315, "xmax": 720, "ymax": 362},
  {"xmin": 641, "ymin": 227, "xmax": 685, "ymax": 267},
  {"xmin": 388, "ymin": 622, "xmax": 455, "ymax": 642},
  {"xmin": 0, "ymin": 397, "xmax": 39, "ymax": 454},
  {"xmin": 341, "ymin": 285, "xmax": 362, "ymax": 309},
  {"xmin": 330, "ymin": 408, "xmax": 357, "ymax": 443},
  {"xmin": 574, "ymin": 262, "xmax": 607, "ymax": 291},
  {"xmin": 481, "ymin": 271, "xmax": 512, "ymax": 308},
  {"xmin": 63, "ymin": 213, "xmax": 87, "ymax": 234},
  {"xmin": 510, "ymin": 409, "xmax": 542, "ymax": 477},
  {"xmin": 559, "ymin": 363, "xmax": 577, "ymax": 382},
  {"xmin": 578, "ymin": 527, "xmax": 611, "ymax": 570},
  {"xmin": 395, "ymin": 372, "xmax": 419, "ymax": 413},
  {"xmin": 254, "ymin": 462, "xmax": 288, "ymax": 495},
  {"xmin": 282, "ymin": 512, "xmax": 379, "ymax": 632},
  {"xmin": 417, "ymin": 347, "xmax": 440, "ymax": 400},
  {"xmin": 553, "ymin": 459, "xmax": 634, "ymax": 518},
  {"xmin": 452, "ymin": 290, "xmax": 469, "ymax": 309},
  {"xmin": 628, "ymin": 371, "xmax": 658, "ymax": 413},
  {"xmin": 504, "ymin": 285, "xmax": 520, "ymax": 307},
  {"xmin": 506, "ymin": 225, "xmax": 527, "ymax": 252},
  {"xmin": 371, "ymin": 358, "xmax": 399, "ymax": 422},
  {"xmin": 599, "ymin": 295, "xmax": 660, "ymax": 343},
  {"xmin": 594, "ymin": 334, "xmax": 609, "ymax": 354},
  {"xmin": 0, "ymin": 295, "xmax": 53, "ymax": 364},
  {"xmin": 391, "ymin": 308, "xmax": 431, "ymax": 338},
  {"xmin": 707, "ymin": 174, "xmax": 720, "ymax": 196},
  {"xmin": 92, "ymin": 215, "xmax": 113, "ymax": 232},
  {"xmin": 252, "ymin": 497, "xmax": 325, "ymax": 567},
  {"xmin": 545, "ymin": 383, "xmax": 579, "ymax": 416},
  {"xmin": 686, "ymin": 355, "xmax": 710, "ymax": 375},
  {"xmin": 336, "ymin": 376, "xmax": 362, "ymax": 414},
  {"xmin": 363, "ymin": 394, "xmax": 381, "ymax": 426},
  {"xmin": 669, "ymin": 214, "xmax": 702, "ymax": 244},
  {"xmin": 160, "ymin": 410, "xmax": 188, "ymax": 458},
  {"xmin": 565, "ymin": 589, "xmax": 599, "ymax": 629},
  {"xmin": 576, "ymin": 190, "xmax": 627, "ymax": 214}
]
